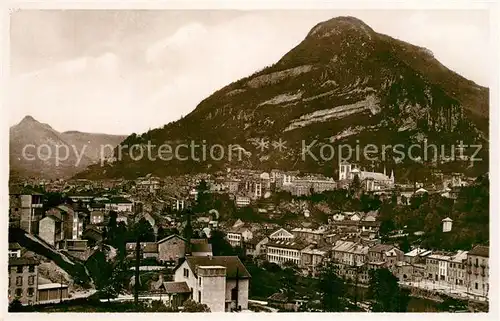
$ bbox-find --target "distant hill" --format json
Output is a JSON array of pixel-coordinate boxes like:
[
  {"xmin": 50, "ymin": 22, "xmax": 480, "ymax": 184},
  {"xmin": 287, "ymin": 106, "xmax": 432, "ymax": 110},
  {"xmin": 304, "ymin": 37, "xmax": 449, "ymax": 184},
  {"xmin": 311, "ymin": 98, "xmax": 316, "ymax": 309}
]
[
  {"xmin": 77, "ymin": 16, "xmax": 488, "ymax": 180},
  {"xmin": 10, "ymin": 116, "xmax": 125, "ymax": 179}
]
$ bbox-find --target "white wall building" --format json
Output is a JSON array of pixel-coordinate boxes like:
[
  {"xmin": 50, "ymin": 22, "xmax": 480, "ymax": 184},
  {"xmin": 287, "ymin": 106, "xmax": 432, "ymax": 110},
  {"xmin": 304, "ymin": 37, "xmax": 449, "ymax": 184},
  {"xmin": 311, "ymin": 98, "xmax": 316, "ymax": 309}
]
[{"xmin": 173, "ymin": 256, "xmax": 250, "ymax": 312}]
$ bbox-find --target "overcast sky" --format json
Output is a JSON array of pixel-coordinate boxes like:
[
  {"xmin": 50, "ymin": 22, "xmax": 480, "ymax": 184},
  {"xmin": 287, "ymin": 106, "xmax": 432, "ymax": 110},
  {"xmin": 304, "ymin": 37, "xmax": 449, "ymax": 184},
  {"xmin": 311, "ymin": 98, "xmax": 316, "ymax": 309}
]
[{"xmin": 8, "ymin": 9, "xmax": 490, "ymax": 135}]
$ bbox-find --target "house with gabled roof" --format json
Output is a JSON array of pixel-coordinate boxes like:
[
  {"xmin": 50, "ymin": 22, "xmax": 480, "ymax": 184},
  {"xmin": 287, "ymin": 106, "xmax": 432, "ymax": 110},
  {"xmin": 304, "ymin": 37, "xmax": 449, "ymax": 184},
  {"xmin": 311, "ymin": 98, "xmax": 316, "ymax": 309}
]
[
  {"xmin": 157, "ymin": 234, "xmax": 187, "ymax": 263},
  {"xmin": 173, "ymin": 256, "xmax": 251, "ymax": 312},
  {"xmin": 268, "ymin": 228, "xmax": 294, "ymax": 241}
]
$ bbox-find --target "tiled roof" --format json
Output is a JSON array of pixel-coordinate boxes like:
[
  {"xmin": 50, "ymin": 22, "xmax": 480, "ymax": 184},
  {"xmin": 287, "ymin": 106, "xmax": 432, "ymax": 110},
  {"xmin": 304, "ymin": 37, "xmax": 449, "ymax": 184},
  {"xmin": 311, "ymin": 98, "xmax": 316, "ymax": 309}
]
[
  {"xmin": 9, "ymin": 257, "xmax": 39, "ymax": 266},
  {"xmin": 184, "ymin": 256, "xmax": 251, "ymax": 279},
  {"xmin": 469, "ymin": 245, "xmax": 489, "ymax": 257},
  {"xmin": 163, "ymin": 281, "xmax": 191, "ymax": 294},
  {"xmin": 157, "ymin": 234, "xmax": 187, "ymax": 244},
  {"xmin": 191, "ymin": 243, "xmax": 212, "ymax": 253},
  {"xmin": 44, "ymin": 214, "xmax": 62, "ymax": 222},
  {"xmin": 57, "ymin": 204, "xmax": 73, "ymax": 213},
  {"xmin": 8, "ymin": 243, "xmax": 22, "ymax": 250},
  {"xmin": 190, "ymin": 238, "xmax": 209, "ymax": 245},
  {"xmin": 369, "ymin": 244, "xmax": 394, "ymax": 253},
  {"xmin": 267, "ymin": 239, "xmax": 309, "ymax": 250},
  {"xmin": 268, "ymin": 292, "xmax": 288, "ymax": 302}
]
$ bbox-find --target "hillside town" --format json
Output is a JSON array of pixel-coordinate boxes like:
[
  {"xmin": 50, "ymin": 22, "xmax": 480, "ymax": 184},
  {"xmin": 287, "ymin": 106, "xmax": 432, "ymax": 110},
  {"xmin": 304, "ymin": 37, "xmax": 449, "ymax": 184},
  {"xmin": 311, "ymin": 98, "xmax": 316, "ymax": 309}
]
[{"xmin": 8, "ymin": 163, "xmax": 489, "ymax": 312}]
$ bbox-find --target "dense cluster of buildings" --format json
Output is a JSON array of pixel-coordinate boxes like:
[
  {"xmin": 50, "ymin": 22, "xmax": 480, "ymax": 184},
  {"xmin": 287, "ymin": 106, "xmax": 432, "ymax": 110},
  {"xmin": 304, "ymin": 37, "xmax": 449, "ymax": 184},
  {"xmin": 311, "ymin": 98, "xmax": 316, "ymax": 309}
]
[
  {"xmin": 218, "ymin": 216, "xmax": 489, "ymax": 300},
  {"xmin": 7, "ymin": 163, "xmax": 487, "ymax": 311}
]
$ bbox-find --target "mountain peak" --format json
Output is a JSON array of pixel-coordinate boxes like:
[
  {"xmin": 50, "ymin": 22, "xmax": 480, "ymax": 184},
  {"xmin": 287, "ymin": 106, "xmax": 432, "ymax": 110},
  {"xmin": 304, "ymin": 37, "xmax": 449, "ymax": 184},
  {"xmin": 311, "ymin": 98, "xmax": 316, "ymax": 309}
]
[
  {"xmin": 306, "ymin": 16, "xmax": 375, "ymax": 39},
  {"xmin": 20, "ymin": 115, "xmax": 37, "ymax": 124}
]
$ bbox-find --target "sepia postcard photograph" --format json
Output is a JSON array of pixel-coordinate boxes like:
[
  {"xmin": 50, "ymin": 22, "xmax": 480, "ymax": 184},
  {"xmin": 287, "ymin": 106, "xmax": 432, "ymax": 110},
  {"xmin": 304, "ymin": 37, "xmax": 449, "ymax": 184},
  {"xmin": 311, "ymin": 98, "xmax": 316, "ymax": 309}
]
[{"xmin": 2, "ymin": 0, "xmax": 497, "ymax": 317}]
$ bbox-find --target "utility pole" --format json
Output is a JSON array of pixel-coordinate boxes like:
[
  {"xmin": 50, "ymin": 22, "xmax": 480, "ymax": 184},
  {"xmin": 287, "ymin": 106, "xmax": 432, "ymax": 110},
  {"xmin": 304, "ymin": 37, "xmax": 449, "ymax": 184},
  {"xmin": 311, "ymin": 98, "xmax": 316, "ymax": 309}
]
[
  {"xmin": 60, "ymin": 274, "xmax": 63, "ymax": 303},
  {"xmin": 235, "ymin": 267, "xmax": 239, "ymax": 312},
  {"xmin": 354, "ymin": 265, "xmax": 359, "ymax": 308},
  {"xmin": 134, "ymin": 238, "xmax": 141, "ymax": 307}
]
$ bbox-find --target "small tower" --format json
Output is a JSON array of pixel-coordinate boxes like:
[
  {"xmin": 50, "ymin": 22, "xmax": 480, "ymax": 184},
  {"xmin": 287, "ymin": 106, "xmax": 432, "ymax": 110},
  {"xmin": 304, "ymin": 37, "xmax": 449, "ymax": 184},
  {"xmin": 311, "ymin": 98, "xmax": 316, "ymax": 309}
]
[
  {"xmin": 390, "ymin": 169, "xmax": 395, "ymax": 183},
  {"xmin": 197, "ymin": 266, "xmax": 227, "ymax": 312},
  {"xmin": 442, "ymin": 217, "xmax": 453, "ymax": 233},
  {"xmin": 339, "ymin": 161, "xmax": 352, "ymax": 181}
]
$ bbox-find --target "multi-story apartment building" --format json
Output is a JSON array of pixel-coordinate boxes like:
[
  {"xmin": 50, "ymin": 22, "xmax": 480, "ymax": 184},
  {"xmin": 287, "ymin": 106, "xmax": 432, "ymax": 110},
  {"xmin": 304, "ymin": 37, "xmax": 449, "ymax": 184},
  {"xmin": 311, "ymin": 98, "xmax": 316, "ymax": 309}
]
[
  {"xmin": 226, "ymin": 225, "xmax": 253, "ymax": 248},
  {"xmin": 448, "ymin": 250, "xmax": 468, "ymax": 287},
  {"xmin": 466, "ymin": 245, "xmax": 489, "ymax": 297},
  {"xmin": 331, "ymin": 241, "xmax": 370, "ymax": 266},
  {"xmin": 330, "ymin": 241, "xmax": 371, "ymax": 283},
  {"xmin": 300, "ymin": 247, "xmax": 329, "ymax": 276},
  {"xmin": 38, "ymin": 215, "xmax": 64, "ymax": 247},
  {"xmin": 425, "ymin": 253, "xmax": 452, "ymax": 282},
  {"xmin": 173, "ymin": 256, "xmax": 251, "ymax": 312},
  {"xmin": 291, "ymin": 227, "xmax": 325, "ymax": 244},
  {"xmin": 9, "ymin": 188, "xmax": 44, "ymax": 234},
  {"xmin": 8, "ymin": 257, "xmax": 39, "ymax": 305},
  {"xmin": 46, "ymin": 205, "xmax": 85, "ymax": 241},
  {"xmin": 266, "ymin": 239, "xmax": 308, "ymax": 266},
  {"xmin": 104, "ymin": 197, "xmax": 133, "ymax": 212},
  {"xmin": 368, "ymin": 244, "xmax": 404, "ymax": 270}
]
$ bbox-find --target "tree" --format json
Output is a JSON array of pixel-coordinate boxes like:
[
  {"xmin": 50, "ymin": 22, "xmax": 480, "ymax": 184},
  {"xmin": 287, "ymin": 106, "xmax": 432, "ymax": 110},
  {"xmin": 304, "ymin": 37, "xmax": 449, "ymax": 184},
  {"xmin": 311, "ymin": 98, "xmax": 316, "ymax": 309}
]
[
  {"xmin": 182, "ymin": 299, "xmax": 211, "ymax": 312},
  {"xmin": 368, "ymin": 268, "xmax": 410, "ymax": 312},
  {"xmin": 209, "ymin": 229, "xmax": 235, "ymax": 256},
  {"xmin": 182, "ymin": 210, "xmax": 193, "ymax": 241},
  {"xmin": 281, "ymin": 261, "xmax": 299, "ymax": 301},
  {"xmin": 398, "ymin": 236, "xmax": 411, "ymax": 253},
  {"xmin": 317, "ymin": 262, "xmax": 346, "ymax": 312},
  {"xmin": 43, "ymin": 192, "xmax": 65, "ymax": 211},
  {"xmin": 129, "ymin": 218, "xmax": 156, "ymax": 242},
  {"xmin": 8, "ymin": 299, "xmax": 23, "ymax": 312},
  {"xmin": 350, "ymin": 174, "xmax": 361, "ymax": 193}
]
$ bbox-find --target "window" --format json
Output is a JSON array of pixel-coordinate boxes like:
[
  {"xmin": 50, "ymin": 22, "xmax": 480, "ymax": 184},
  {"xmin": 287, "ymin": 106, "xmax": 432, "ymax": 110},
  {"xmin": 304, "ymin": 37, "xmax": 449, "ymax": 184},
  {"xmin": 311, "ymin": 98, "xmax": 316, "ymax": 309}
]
[
  {"xmin": 16, "ymin": 288, "xmax": 22, "ymax": 297},
  {"xmin": 198, "ymin": 291, "xmax": 201, "ymax": 303},
  {"xmin": 28, "ymin": 275, "xmax": 35, "ymax": 285},
  {"xmin": 27, "ymin": 287, "xmax": 34, "ymax": 296},
  {"xmin": 28, "ymin": 265, "xmax": 35, "ymax": 273},
  {"xmin": 475, "ymin": 283, "xmax": 478, "ymax": 289},
  {"xmin": 183, "ymin": 268, "xmax": 189, "ymax": 278},
  {"xmin": 231, "ymin": 288, "xmax": 238, "ymax": 301},
  {"xmin": 16, "ymin": 276, "xmax": 23, "ymax": 286},
  {"xmin": 17, "ymin": 266, "xmax": 23, "ymax": 273},
  {"xmin": 198, "ymin": 277, "xmax": 201, "ymax": 286}
]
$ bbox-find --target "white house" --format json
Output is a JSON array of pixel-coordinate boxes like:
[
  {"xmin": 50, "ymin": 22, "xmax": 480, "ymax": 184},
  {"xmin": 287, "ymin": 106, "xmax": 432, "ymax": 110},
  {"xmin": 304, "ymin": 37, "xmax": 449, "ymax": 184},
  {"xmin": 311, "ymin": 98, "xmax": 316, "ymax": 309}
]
[
  {"xmin": 173, "ymin": 256, "xmax": 251, "ymax": 312},
  {"xmin": 266, "ymin": 239, "xmax": 308, "ymax": 266},
  {"xmin": 442, "ymin": 217, "xmax": 453, "ymax": 233},
  {"xmin": 235, "ymin": 196, "xmax": 251, "ymax": 208},
  {"xmin": 105, "ymin": 198, "xmax": 133, "ymax": 212},
  {"xmin": 268, "ymin": 228, "xmax": 294, "ymax": 241}
]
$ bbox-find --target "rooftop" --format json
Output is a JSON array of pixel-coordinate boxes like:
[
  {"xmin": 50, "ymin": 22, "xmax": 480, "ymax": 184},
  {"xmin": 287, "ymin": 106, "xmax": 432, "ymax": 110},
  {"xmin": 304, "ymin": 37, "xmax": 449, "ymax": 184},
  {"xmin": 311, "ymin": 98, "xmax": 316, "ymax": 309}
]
[
  {"xmin": 163, "ymin": 281, "xmax": 191, "ymax": 294},
  {"xmin": 267, "ymin": 239, "xmax": 309, "ymax": 250},
  {"xmin": 9, "ymin": 257, "xmax": 39, "ymax": 266},
  {"xmin": 184, "ymin": 256, "xmax": 251, "ymax": 279},
  {"xmin": 468, "ymin": 245, "xmax": 489, "ymax": 257},
  {"xmin": 38, "ymin": 283, "xmax": 69, "ymax": 290}
]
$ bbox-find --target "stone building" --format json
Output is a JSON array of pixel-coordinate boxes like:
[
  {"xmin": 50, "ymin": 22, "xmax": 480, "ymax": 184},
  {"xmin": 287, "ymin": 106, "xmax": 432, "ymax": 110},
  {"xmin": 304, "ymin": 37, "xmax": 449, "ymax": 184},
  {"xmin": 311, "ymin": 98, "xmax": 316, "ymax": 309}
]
[
  {"xmin": 8, "ymin": 257, "xmax": 39, "ymax": 305},
  {"xmin": 466, "ymin": 245, "xmax": 489, "ymax": 297},
  {"xmin": 9, "ymin": 187, "xmax": 44, "ymax": 234},
  {"xmin": 157, "ymin": 234, "xmax": 187, "ymax": 263},
  {"xmin": 38, "ymin": 215, "xmax": 64, "ymax": 246}
]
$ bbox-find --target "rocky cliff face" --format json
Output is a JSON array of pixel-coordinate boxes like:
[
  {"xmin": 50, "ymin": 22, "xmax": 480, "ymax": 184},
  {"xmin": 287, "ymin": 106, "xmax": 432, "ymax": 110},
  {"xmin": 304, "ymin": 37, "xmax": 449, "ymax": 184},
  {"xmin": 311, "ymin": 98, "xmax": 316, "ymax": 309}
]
[{"xmin": 78, "ymin": 16, "xmax": 488, "ymax": 180}]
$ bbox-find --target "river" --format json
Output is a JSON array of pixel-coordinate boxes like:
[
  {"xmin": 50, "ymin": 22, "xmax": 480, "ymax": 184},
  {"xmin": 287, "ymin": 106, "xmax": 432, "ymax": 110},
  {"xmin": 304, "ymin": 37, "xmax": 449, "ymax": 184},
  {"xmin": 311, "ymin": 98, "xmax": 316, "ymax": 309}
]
[{"xmin": 346, "ymin": 285, "xmax": 445, "ymax": 312}]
